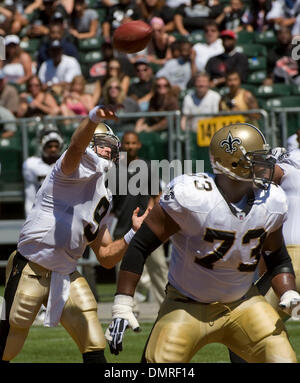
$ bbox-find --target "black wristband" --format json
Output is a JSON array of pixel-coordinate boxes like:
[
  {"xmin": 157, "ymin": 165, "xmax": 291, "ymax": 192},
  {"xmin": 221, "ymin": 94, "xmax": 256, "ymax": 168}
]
[{"xmin": 120, "ymin": 222, "xmax": 163, "ymax": 275}]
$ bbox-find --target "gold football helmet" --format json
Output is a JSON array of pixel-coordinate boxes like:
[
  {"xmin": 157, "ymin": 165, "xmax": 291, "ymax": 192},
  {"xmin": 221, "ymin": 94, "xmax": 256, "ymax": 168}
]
[
  {"xmin": 209, "ymin": 123, "xmax": 275, "ymax": 189},
  {"xmin": 91, "ymin": 123, "xmax": 120, "ymax": 163}
]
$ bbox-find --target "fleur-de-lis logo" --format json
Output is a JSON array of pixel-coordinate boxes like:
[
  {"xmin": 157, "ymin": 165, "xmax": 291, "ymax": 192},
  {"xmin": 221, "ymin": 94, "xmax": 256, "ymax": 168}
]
[{"xmin": 220, "ymin": 131, "xmax": 241, "ymax": 154}]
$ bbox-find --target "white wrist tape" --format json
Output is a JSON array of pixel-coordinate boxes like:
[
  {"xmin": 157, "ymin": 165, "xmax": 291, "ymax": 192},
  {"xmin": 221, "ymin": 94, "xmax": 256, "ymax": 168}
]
[
  {"xmin": 124, "ymin": 228, "xmax": 136, "ymax": 245},
  {"xmin": 112, "ymin": 294, "xmax": 140, "ymax": 330},
  {"xmin": 88, "ymin": 105, "xmax": 104, "ymax": 124}
]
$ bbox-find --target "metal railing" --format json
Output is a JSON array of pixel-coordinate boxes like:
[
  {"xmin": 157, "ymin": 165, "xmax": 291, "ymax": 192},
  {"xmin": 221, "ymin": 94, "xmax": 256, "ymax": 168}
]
[{"xmin": 269, "ymin": 107, "xmax": 300, "ymax": 148}]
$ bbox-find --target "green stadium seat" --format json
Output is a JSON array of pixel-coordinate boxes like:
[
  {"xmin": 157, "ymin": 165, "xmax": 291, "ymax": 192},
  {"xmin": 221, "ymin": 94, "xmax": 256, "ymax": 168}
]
[
  {"xmin": 20, "ymin": 38, "xmax": 41, "ymax": 53},
  {"xmin": 0, "ymin": 133, "xmax": 23, "ymax": 184},
  {"xmin": 9, "ymin": 82, "xmax": 27, "ymax": 93},
  {"xmin": 255, "ymin": 84, "xmax": 293, "ymax": 98},
  {"xmin": 187, "ymin": 31, "xmax": 205, "ymax": 45},
  {"xmin": 236, "ymin": 44, "xmax": 267, "ymax": 57},
  {"xmin": 84, "ymin": 0, "xmax": 100, "ymax": 8},
  {"xmin": 291, "ymin": 84, "xmax": 300, "ymax": 95},
  {"xmin": 247, "ymin": 71, "xmax": 266, "ymax": 84},
  {"xmin": 248, "ymin": 57, "xmax": 267, "ymax": 72},
  {"xmin": 254, "ymin": 30, "xmax": 277, "ymax": 45},
  {"xmin": 79, "ymin": 50, "xmax": 102, "ymax": 64},
  {"xmin": 138, "ymin": 132, "xmax": 168, "ymax": 161},
  {"xmin": 242, "ymin": 84, "xmax": 257, "ymax": 94},
  {"xmin": 78, "ymin": 36, "xmax": 103, "ymax": 52},
  {"xmin": 188, "ymin": 132, "xmax": 212, "ymax": 173},
  {"xmin": 96, "ymin": 8, "xmax": 107, "ymax": 23},
  {"xmin": 149, "ymin": 62, "xmax": 163, "ymax": 74},
  {"xmin": 237, "ymin": 31, "xmax": 255, "ymax": 44}
]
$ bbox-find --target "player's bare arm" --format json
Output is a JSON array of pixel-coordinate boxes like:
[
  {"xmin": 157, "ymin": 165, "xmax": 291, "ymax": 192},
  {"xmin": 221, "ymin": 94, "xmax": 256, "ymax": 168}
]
[
  {"xmin": 90, "ymin": 207, "xmax": 150, "ymax": 269},
  {"xmin": 61, "ymin": 106, "xmax": 118, "ymax": 176}
]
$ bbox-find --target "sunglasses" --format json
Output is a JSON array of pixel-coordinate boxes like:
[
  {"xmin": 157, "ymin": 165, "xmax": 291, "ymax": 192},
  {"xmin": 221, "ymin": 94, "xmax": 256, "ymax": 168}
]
[
  {"xmin": 109, "ymin": 85, "xmax": 121, "ymax": 90},
  {"xmin": 157, "ymin": 83, "xmax": 168, "ymax": 88}
]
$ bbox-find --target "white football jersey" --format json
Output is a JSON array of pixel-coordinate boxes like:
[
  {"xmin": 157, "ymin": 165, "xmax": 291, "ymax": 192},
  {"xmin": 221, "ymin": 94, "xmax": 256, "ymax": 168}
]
[
  {"xmin": 278, "ymin": 162, "xmax": 300, "ymax": 245},
  {"xmin": 23, "ymin": 156, "xmax": 54, "ymax": 217},
  {"xmin": 18, "ymin": 148, "xmax": 112, "ymax": 274},
  {"xmin": 160, "ymin": 173, "xmax": 288, "ymax": 303}
]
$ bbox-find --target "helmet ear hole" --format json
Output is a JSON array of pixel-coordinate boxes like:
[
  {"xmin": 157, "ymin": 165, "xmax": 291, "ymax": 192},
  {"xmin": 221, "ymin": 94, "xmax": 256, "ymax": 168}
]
[{"xmin": 232, "ymin": 162, "xmax": 238, "ymax": 168}]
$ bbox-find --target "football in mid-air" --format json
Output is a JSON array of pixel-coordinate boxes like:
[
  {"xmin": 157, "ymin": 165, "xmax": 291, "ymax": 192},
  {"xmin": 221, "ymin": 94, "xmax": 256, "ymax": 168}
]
[{"xmin": 113, "ymin": 20, "xmax": 153, "ymax": 54}]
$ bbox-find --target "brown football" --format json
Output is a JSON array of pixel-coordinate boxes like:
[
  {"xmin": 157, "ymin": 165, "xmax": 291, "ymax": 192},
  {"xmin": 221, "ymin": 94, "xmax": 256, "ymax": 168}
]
[{"xmin": 113, "ymin": 20, "xmax": 152, "ymax": 54}]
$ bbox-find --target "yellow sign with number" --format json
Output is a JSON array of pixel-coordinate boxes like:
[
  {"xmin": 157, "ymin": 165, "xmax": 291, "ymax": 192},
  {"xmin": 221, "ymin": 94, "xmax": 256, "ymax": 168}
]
[{"xmin": 197, "ymin": 115, "xmax": 246, "ymax": 147}]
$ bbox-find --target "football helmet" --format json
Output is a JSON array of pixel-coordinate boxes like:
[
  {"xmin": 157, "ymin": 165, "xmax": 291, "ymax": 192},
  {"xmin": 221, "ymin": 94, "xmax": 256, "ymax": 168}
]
[
  {"xmin": 209, "ymin": 123, "xmax": 275, "ymax": 189},
  {"xmin": 39, "ymin": 125, "xmax": 64, "ymax": 161},
  {"xmin": 91, "ymin": 122, "xmax": 120, "ymax": 163}
]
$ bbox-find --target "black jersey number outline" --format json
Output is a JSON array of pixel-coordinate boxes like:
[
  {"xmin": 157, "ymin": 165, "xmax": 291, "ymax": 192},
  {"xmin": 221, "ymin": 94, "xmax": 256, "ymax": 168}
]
[
  {"xmin": 194, "ymin": 228, "xmax": 266, "ymax": 271},
  {"xmin": 84, "ymin": 196, "xmax": 110, "ymax": 243}
]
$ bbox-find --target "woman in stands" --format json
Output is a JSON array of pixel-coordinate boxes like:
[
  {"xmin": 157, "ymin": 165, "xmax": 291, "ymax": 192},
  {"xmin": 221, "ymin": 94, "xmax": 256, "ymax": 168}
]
[
  {"xmin": 0, "ymin": 35, "xmax": 32, "ymax": 84},
  {"xmin": 69, "ymin": 0, "xmax": 100, "ymax": 40},
  {"xmin": 135, "ymin": 76, "xmax": 179, "ymax": 132},
  {"xmin": 146, "ymin": 17, "xmax": 175, "ymax": 65},
  {"xmin": 60, "ymin": 75, "xmax": 95, "ymax": 117},
  {"xmin": 17, "ymin": 75, "xmax": 60, "ymax": 118}
]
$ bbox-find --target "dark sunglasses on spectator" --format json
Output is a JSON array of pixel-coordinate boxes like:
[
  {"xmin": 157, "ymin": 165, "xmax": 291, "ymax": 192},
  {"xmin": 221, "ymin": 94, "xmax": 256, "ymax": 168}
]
[
  {"xmin": 109, "ymin": 85, "xmax": 121, "ymax": 90},
  {"xmin": 157, "ymin": 83, "xmax": 169, "ymax": 88}
]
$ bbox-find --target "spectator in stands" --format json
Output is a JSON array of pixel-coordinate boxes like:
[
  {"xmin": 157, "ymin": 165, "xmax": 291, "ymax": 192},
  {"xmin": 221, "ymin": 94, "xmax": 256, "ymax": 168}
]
[
  {"xmin": 60, "ymin": 75, "xmax": 95, "ymax": 116},
  {"xmin": 37, "ymin": 22, "xmax": 79, "ymax": 70},
  {"xmin": 128, "ymin": 58, "xmax": 154, "ymax": 111},
  {"xmin": 102, "ymin": 0, "xmax": 141, "ymax": 42},
  {"xmin": 38, "ymin": 40, "xmax": 81, "ymax": 91},
  {"xmin": 112, "ymin": 131, "xmax": 168, "ymax": 309},
  {"xmin": 192, "ymin": 21, "xmax": 224, "ymax": 74},
  {"xmin": 0, "ymin": 70, "xmax": 19, "ymax": 116},
  {"xmin": 170, "ymin": 40, "xmax": 181, "ymax": 59},
  {"xmin": 100, "ymin": 77, "xmax": 140, "ymax": 134},
  {"xmin": 138, "ymin": 0, "xmax": 175, "ymax": 32},
  {"xmin": 266, "ymin": 27, "xmax": 300, "ymax": 84},
  {"xmin": 174, "ymin": 0, "xmax": 223, "ymax": 36},
  {"xmin": 61, "ymin": 0, "xmax": 75, "ymax": 14},
  {"xmin": 181, "ymin": 72, "xmax": 221, "ymax": 132},
  {"xmin": 22, "ymin": 126, "xmax": 64, "ymax": 217},
  {"xmin": 205, "ymin": 29, "xmax": 248, "ymax": 88},
  {"xmin": 266, "ymin": 0, "xmax": 300, "ymax": 36},
  {"xmin": 242, "ymin": 0, "xmax": 272, "ymax": 32},
  {"xmin": 146, "ymin": 17, "xmax": 176, "ymax": 66},
  {"xmin": 17, "ymin": 75, "xmax": 61, "ymax": 118},
  {"xmin": 95, "ymin": 58, "xmax": 131, "ymax": 102},
  {"xmin": 135, "ymin": 76, "xmax": 179, "ymax": 132},
  {"xmin": 156, "ymin": 40, "xmax": 194, "ymax": 91},
  {"xmin": 69, "ymin": 0, "xmax": 100, "ymax": 40},
  {"xmin": 216, "ymin": 0, "xmax": 245, "ymax": 32},
  {"xmin": 219, "ymin": 71, "xmax": 259, "ymax": 123},
  {"xmin": 0, "ymin": 105, "xmax": 17, "ymax": 139},
  {"xmin": 0, "ymin": 35, "xmax": 33, "ymax": 84},
  {"xmin": 0, "ymin": 0, "xmax": 28, "ymax": 36},
  {"xmin": 287, "ymin": 129, "xmax": 300, "ymax": 151},
  {"xmin": 25, "ymin": 0, "xmax": 68, "ymax": 38}
]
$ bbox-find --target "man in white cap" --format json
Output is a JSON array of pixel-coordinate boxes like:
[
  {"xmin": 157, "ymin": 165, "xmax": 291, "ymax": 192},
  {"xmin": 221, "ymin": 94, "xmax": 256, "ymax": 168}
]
[{"xmin": 38, "ymin": 39, "xmax": 81, "ymax": 89}]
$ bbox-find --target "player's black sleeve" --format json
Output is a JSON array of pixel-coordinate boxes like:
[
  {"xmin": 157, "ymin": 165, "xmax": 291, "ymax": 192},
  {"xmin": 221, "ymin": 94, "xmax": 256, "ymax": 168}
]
[
  {"xmin": 262, "ymin": 244, "xmax": 295, "ymax": 278},
  {"xmin": 120, "ymin": 222, "xmax": 162, "ymax": 275}
]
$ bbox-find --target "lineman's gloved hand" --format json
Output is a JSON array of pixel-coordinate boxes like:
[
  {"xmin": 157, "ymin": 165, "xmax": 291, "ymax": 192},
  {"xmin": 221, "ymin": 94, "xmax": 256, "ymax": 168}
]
[
  {"xmin": 105, "ymin": 294, "xmax": 140, "ymax": 355},
  {"xmin": 270, "ymin": 147, "xmax": 287, "ymax": 162},
  {"xmin": 279, "ymin": 290, "xmax": 300, "ymax": 320}
]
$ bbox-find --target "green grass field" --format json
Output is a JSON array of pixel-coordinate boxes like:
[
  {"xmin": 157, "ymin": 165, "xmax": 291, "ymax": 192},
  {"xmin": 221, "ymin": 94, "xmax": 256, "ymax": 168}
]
[
  {"xmin": 9, "ymin": 321, "xmax": 300, "ymax": 363},
  {"xmin": 2, "ymin": 284, "xmax": 300, "ymax": 363}
]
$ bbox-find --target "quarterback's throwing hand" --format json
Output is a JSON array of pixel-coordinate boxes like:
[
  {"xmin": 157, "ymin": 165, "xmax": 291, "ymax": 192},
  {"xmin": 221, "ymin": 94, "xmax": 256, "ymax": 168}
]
[
  {"xmin": 279, "ymin": 290, "xmax": 300, "ymax": 320},
  {"xmin": 89, "ymin": 104, "xmax": 123, "ymax": 124},
  {"xmin": 105, "ymin": 294, "xmax": 140, "ymax": 355}
]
